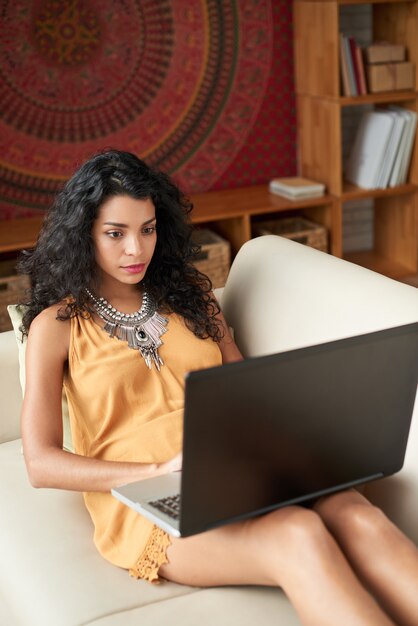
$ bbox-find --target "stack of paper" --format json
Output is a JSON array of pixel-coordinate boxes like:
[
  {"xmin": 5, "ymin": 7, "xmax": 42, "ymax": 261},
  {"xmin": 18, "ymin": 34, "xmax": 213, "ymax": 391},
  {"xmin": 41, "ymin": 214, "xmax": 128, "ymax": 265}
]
[
  {"xmin": 269, "ymin": 177, "xmax": 326, "ymax": 200},
  {"xmin": 346, "ymin": 108, "xmax": 417, "ymax": 189}
]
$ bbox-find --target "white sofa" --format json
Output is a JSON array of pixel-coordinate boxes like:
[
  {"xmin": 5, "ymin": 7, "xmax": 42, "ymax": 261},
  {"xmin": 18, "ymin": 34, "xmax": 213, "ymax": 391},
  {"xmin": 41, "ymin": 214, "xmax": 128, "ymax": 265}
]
[{"xmin": 1, "ymin": 235, "xmax": 417, "ymax": 626}]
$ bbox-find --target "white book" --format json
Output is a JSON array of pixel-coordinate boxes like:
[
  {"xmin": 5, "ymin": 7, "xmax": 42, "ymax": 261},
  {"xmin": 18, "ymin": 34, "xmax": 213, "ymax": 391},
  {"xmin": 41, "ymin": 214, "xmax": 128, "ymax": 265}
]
[
  {"xmin": 346, "ymin": 111, "xmax": 395, "ymax": 189},
  {"xmin": 269, "ymin": 177, "xmax": 325, "ymax": 197},
  {"xmin": 388, "ymin": 108, "xmax": 413, "ymax": 187},
  {"xmin": 376, "ymin": 111, "xmax": 406, "ymax": 189},
  {"xmin": 398, "ymin": 110, "xmax": 417, "ymax": 184},
  {"xmin": 269, "ymin": 189, "xmax": 325, "ymax": 201}
]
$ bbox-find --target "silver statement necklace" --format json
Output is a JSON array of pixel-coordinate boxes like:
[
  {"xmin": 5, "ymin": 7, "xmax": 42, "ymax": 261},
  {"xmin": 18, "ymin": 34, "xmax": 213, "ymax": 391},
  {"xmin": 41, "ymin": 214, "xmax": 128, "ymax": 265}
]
[{"xmin": 86, "ymin": 288, "xmax": 168, "ymax": 371}]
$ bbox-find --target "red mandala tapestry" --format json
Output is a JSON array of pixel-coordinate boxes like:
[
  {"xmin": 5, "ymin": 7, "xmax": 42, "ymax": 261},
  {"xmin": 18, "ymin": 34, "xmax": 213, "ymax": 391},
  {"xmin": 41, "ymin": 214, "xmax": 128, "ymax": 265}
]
[{"xmin": 0, "ymin": 0, "xmax": 295, "ymax": 219}]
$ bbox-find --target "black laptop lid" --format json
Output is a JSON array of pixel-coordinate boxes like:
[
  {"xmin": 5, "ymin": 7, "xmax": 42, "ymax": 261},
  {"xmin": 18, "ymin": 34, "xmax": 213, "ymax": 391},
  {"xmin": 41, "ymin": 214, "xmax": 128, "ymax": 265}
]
[{"xmin": 180, "ymin": 323, "xmax": 418, "ymax": 537}]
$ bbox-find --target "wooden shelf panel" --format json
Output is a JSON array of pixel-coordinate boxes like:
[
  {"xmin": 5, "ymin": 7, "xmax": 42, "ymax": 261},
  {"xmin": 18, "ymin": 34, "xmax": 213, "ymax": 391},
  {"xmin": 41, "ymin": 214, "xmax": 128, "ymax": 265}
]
[
  {"xmin": 0, "ymin": 216, "xmax": 44, "ymax": 254},
  {"xmin": 342, "ymin": 182, "xmax": 417, "ymax": 201},
  {"xmin": 297, "ymin": 91, "xmax": 417, "ymax": 105},
  {"xmin": 190, "ymin": 185, "xmax": 334, "ymax": 222},
  {"xmin": 340, "ymin": 91, "xmax": 418, "ymax": 106},
  {"xmin": 295, "ymin": 0, "xmax": 415, "ymax": 4},
  {"xmin": 344, "ymin": 250, "xmax": 415, "ymax": 279}
]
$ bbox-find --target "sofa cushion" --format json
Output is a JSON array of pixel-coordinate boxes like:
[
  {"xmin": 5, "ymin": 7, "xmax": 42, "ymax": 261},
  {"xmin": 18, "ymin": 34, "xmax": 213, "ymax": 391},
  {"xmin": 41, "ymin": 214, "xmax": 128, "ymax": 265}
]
[
  {"xmin": 0, "ymin": 330, "xmax": 22, "ymax": 443},
  {"xmin": 221, "ymin": 236, "xmax": 418, "ymax": 357},
  {"xmin": 0, "ymin": 439, "xmax": 298, "ymax": 626},
  {"xmin": 84, "ymin": 587, "xmax": 301, "ymax": 626},
  {"xmin": 7, "ymin": 304, "xmax": 74, "ymax": 453},
  {"xmin": 0, "ymin": 439, "xmax": 192, "ymax": 626}
]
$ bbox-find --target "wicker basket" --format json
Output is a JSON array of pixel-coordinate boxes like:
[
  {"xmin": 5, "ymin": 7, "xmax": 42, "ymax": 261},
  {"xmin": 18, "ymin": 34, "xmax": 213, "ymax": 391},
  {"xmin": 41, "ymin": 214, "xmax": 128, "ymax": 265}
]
[
  {"xmin": 191, "ymin": 229, "xmax": 231, "ymax": 288},
  {"xmin": 0, "ymin": 260, "xmax": 29, "ymax": 332},
  {"xmin": 253, "ymin": 217, "xmax": 328, "ymax": 252}
]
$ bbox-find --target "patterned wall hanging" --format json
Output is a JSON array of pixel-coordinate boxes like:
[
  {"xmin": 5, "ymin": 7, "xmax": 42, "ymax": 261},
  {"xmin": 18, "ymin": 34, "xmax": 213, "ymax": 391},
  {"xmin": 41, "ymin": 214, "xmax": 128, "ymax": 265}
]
[{"xmin": 0, "ymin": 0, "xmax": 295, "ymax": 219}]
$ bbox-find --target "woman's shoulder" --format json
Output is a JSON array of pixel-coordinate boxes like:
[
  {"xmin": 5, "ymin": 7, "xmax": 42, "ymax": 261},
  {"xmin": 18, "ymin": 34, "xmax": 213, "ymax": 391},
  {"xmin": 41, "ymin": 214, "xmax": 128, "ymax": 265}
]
[
  {"xmin": 32, "ymin": 301, "xmax": 71, "ymax": 325},
  {"xmin": 29, "ymin": 302, "xmax": 72, "ymax": 355}
]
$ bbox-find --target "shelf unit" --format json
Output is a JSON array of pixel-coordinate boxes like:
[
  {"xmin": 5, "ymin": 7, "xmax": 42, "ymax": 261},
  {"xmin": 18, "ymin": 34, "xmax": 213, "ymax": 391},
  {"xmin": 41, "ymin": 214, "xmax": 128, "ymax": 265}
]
[
  {"xmin": 0, "ymin": 188, "xmax": 338, "ymax": 258},
  {"xmin": 190, "ymin": 185, "xmax": 338, "ymax": 256},
  {"xmin": 294, "ymin": 0, "xmax": 418, "ymax": 279}
]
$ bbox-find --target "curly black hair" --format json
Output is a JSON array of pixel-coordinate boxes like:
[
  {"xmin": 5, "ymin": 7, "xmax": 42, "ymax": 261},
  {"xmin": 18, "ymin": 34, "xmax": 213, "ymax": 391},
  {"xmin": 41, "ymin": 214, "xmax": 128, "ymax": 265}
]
[{"xmin": 18, "ymin": 149, "xmax": 223, "ymax": 342}]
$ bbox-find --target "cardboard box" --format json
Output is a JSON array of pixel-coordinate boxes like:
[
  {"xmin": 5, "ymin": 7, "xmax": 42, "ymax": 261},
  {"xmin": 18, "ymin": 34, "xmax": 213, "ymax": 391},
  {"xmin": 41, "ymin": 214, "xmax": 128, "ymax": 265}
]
[
  {"xmin": 365, "ymin": 43, "xmax": 405, "ymax": 64},
  {"xmin": 367, "ymin": 62, "xmax": 415, "ymax": 93}
]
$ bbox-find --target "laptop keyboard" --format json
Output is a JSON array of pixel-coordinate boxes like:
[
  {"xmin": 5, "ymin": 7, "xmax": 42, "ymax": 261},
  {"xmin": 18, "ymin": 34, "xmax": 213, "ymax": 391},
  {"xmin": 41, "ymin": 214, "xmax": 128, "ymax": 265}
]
[{"xmin": 148, "ymin": 494, "xmax": 181, "ymax": 520}]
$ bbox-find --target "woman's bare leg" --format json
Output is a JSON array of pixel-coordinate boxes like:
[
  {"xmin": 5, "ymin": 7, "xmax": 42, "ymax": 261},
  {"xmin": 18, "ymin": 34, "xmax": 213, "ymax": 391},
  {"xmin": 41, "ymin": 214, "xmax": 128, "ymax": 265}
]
[
  {"xmin": 159, "ymin": 505, "xmax": 395, "ymax": 626},
  {"xmin": 315, "ymin": 489, "xmax": 418, "ymax": 626}
]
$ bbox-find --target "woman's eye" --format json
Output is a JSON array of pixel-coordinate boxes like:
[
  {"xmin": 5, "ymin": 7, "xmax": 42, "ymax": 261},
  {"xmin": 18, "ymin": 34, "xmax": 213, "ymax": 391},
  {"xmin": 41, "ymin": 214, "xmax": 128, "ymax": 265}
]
[
  {"xmin": 143, "ymin": 226, "xmax": 156, "ymax": 235},
  {"xmin": 107, "ymin": 231, "xmax": 123, "ymax": 238}
]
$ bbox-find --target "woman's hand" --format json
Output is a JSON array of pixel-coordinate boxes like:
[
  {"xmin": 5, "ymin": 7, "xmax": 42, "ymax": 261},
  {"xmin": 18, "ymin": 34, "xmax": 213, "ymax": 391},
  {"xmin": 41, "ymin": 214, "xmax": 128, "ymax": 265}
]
[
  {"xmin": 158, "ymin": 452, "xmax": 183, "ymax": 474},
  {"xmin": 216, "ymin": 311, "xmax": 243, "ymax": 363}
]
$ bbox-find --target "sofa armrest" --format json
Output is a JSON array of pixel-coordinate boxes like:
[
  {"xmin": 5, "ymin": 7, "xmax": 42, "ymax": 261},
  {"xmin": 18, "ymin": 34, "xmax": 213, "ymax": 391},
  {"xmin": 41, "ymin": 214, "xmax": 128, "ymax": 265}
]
[
  {"xmin": 0, "ymin": 330, "xmax": 22, "ymax": 443},
  {"xmin": 221, "ymin": 236, "xmax": 418, "ymax": 357}
]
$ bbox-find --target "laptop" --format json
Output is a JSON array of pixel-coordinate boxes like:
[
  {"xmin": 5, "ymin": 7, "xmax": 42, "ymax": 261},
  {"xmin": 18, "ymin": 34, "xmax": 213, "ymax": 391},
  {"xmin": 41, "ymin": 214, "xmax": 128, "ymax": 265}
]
[{"xmin": 111, "ymin": 322, "xmax": 418, "ymax": 537}]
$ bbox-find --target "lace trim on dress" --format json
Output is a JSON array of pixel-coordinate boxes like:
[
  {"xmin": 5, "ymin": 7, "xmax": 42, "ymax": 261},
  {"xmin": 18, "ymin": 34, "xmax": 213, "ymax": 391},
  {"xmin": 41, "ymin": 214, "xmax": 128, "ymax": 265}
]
[{"xmin": 129, "ymin": 526, "xmax": 172, "ymax": 584}]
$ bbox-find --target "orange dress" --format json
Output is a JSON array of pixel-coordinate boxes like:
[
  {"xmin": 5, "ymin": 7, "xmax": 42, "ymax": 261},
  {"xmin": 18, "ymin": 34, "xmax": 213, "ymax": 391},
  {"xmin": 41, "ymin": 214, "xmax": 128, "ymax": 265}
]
[{"xmin": 63, "ymin": 312, "xmax": 222, "ymax": 581}]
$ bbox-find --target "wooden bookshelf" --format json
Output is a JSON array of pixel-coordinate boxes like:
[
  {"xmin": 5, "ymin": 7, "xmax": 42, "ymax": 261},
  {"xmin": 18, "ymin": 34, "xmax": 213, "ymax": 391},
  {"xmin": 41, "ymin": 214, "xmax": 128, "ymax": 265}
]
[
  {"xmin": 190, "ymin": 185, "xmax": 339, "ymax": 256},
  {"xmin": 294, "ymin": 0, "xmax": 418, "ymax": 279},
  {"xmin": 0, "ymin": 187, "xmax": 338, "ymax": 258}
]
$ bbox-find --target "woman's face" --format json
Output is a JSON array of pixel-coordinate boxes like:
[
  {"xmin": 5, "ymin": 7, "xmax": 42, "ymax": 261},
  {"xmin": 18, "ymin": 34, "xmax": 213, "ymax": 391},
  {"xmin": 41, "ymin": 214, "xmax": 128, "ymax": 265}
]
[{"xmin": 91, "ymin": 194, "xmax": 157, "ymax": 290}]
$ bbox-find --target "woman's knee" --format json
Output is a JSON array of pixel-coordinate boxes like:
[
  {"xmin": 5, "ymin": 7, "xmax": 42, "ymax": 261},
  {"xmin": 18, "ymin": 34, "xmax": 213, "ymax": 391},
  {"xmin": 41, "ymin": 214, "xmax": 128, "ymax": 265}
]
[
  {"xmin": 315, "ymin": 489, "xmax": 387, "ymax": 540},
  {"xmin": 249, "ymin": 506, "xmax": 345, "ymax": 588},
  {"xmin": 256, "ymin": 505, "xmax": 330, "ymax": 555}
]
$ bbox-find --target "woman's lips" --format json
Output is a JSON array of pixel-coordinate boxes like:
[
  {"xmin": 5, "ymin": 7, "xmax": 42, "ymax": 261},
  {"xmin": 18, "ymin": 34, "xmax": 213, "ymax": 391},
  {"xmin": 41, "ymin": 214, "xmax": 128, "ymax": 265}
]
[{"xmin": 122, "ymin": 263, "xmax": 146, "ymax": 274}]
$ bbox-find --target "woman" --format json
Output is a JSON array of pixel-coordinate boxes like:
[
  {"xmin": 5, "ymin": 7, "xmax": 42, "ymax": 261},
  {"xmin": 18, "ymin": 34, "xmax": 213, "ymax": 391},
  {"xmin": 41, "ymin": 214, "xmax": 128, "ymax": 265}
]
[{"xmin": 20, "ymin": 149, "xmax": 418, "ymax": 626}]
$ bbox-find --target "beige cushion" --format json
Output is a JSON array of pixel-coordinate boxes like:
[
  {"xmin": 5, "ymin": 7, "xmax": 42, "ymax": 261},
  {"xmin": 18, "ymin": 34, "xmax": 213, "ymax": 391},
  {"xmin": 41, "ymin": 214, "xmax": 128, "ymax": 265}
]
[
  {"xmin": 0, "ymin": 330, "xmax": 22, "ymax": 443},
  {"xmin": 221, "ymin": 235, "xmax": 418, "ymax": 357},
  {"xmin": 0, "ymin": 438, "xmax": 300, "ymax": 626},
  {"xmin": 7, "ymin": 305, "xmax": 74, "ymax": 453},
  {"xmin": 82, "ymin": 587, "xmax": 301, "ymax": 626}
]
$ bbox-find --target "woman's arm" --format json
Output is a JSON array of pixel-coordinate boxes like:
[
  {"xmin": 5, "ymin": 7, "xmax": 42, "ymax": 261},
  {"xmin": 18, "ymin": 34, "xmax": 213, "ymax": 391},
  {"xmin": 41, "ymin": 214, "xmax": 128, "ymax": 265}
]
[
  {"xmin": 21, "ymin": 307, "xmax": 179, "ymax": 493},
  {"xmin": 215, "ymin": 308, "xmax": 243, "ymax": 364}
]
